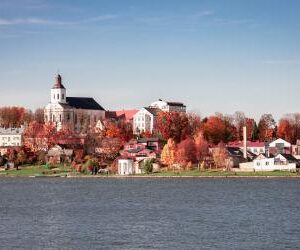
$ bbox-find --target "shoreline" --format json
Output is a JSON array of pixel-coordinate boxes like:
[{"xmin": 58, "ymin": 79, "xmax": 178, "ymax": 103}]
[{"xmin": 1, "ymin": 174, "xmax": 300, "ymax": 179}]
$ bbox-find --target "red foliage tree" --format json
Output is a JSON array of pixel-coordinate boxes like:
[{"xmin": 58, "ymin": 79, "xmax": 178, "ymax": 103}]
[
  {"xmin": 175, "ymin": 137, "xmax": 197, "ymax": 166},
  {"xmin": 277, "ymin": 118, "xmax": 294, "ymax": 143},
  {"xmin": 156, "ymin": 111, "xmax": 192, "ymax": 143},
  {"xmin": 202, "ymin": 115, "xmax": 235, "ymax": 144}
]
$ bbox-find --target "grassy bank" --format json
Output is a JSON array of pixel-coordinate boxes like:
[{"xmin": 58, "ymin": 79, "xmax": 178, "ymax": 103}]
[
  {"xmin": 0, "ymin": 165, "xmax": 299, "ymax": 177},
  {"xmin": 0, "ymin": 165, "xmax": 76, "ymax": 177}
]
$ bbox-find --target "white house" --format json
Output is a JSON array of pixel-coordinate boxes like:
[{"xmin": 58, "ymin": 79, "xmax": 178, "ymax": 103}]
[
  {"xmin": 149, "ymin": 99, "xmax": 186, "ymax": 113},
  {"xmin": 133, "ymin": 107, "xmax": 160, "ymax": 134},
  {"xmin": 268, "ymin": 138, "xmax": 292, "ymax": 155},
  {"xmin": 269, "ymin": 138, "xmax": 291, "ymax": 148},
  {"xmin": 44, "ymin": 74, "xmax": 105, "ymax": 131},
  {"xmin": 118, "ymin": 159, "xmax": 134, "ymax": 175},
  {"xmin": 239, "ymin": 153, "xmax": 297, "ymax": 172},
  {"xmin": 0, "ymin": 126, "xmax": 25, "ymax": 147}
]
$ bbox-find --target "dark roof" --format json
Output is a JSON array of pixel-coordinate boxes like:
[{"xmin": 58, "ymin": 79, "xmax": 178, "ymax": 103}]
[
  {"xmin": 144, "ymin": 107, "xmax": 161, "ymax": 116},
  {"xmin": 227, "ymin": 147, "xmax": 244, "ymax": 157},
  {"xmin": 138, "ymin": 138, "xmax": 160, "ymax": 143},
  {"xmin": 52, "ymin": 74, "xmax": 66, "ymax": 89},
  {"xmin": 66, "ymin": 97, "xmax": 105, "ymax": 110},
  {"xmin": 105, "ymin": 111, "xmax": 117, "ymax": 119},
  {"xmin": 280, "ymin": 153, "xmax": 299, "ymax": 163},
  {"xmin": 166, "ymin": 101, "xmax": 186, "ymax": 107}
]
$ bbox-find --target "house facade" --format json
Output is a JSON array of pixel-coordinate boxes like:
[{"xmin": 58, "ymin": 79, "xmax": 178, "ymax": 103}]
[
  {"xmin": 44, "ymin": 74, "xmax": 105, "ymax": 131},
  {"xmin": 0, "ymin": 126, "xmax": 25, "ymax": 147},
  {"xmin": 133, "ymin": 107, "xmax": 160, "ymax": 134},
  {"xmin": 239, "ymin": 153, "xmax": 297, "ymax": 171},
  {"xmin": 268, "ymin": 138, "xmax": 291, "ymax": 155}
]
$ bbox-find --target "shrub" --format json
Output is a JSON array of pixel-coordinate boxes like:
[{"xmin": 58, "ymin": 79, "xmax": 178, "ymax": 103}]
[{"xmin": 143, "ymin": 159, "xmax": 154, "ymax": 174}]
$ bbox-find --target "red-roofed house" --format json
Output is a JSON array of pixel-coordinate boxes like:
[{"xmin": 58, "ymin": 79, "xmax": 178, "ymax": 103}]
[{"xmin": 227, "ymin": 141, "xmax": 265, "ymax": 155}]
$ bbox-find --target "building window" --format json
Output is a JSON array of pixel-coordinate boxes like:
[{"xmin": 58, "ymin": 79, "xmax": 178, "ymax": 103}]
[
  {"xmin": 57, "ymin": 94, "xmax": 59, "ymax": 100},
  {"xmin": 60, "ymin": 114, "xmax": 62, "ymax": 122},
  {"xmin": 257, "ymin": 162, "xmax": 260, "ymax": 166},
  {"xmin": 62, "ymin": 94, "xmax": 65, "ymax": 100},
  {"xmin": 266, "ymin": 162, "xmax": 269, "ymax": 166}
]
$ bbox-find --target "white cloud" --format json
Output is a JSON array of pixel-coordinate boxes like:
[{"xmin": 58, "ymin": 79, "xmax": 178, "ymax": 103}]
[
  {"xmin": 195, "ymin": 10, "xmax": 215, "ymax": 17},
  {"xmin": 0, "ymin": 15, "xmax": 118, "ymax": 26}
]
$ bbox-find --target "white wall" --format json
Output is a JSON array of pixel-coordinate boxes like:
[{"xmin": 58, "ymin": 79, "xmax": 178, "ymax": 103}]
[{"xmin": 118, "ymin": 159, "xmax": 134, "ymax": 175}]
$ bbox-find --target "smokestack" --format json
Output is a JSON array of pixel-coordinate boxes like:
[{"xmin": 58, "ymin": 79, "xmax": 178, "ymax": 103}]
[{"xmin": 243, "ymin": 126, "xmax": 247, "ymax": 159}]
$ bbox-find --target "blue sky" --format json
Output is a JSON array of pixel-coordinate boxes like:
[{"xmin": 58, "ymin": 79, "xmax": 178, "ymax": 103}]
[{"xmin": 0, "ymin": 0, "xmax": 299, "ymax": 120}]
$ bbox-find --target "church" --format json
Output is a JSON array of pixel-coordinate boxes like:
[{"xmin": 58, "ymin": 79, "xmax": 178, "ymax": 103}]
[{"xmin": 44, "ymin": 74, "xmax": 105, "ymax": 131}]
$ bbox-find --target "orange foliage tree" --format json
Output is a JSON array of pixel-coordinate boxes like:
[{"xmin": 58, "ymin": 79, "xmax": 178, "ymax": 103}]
[
  {"xmin": 277, "ymin": 118, "xmax": 294, "ymax": 143},
  {"xmin": 202, "ymin": 115, "xmax": 235, "ymax": 144},
  {"xmin": 194, "ymin": 131, "xmax": 209, "ymax": 163},
  {"xmin": 161, "ymin": 138, "xmax": 177, "ymax": 167},
  {"xmin": 0, "ymin": 106, "xmax": 33, "ymax": 128}
]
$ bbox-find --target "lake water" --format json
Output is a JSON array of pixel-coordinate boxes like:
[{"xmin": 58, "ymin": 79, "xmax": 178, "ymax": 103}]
[{"xmin": 0, "ymin": 178, "xmax": 300, "ymax": 249}]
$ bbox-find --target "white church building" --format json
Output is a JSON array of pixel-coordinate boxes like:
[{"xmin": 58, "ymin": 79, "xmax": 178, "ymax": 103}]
[{"xmin": 44, "ymin": 74, "xmax": 105, "ymax": 131}]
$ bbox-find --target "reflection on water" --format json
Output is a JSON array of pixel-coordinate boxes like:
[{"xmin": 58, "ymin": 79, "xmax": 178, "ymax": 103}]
[{"xmin": 0, "ymin": 178, "xmax": 300, "ymax": 249}]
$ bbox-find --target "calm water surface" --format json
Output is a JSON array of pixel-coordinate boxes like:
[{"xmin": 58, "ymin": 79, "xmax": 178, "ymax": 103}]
[{"xmin": 0, "ymin": 178, "xmax": 300, "ymax": 249}]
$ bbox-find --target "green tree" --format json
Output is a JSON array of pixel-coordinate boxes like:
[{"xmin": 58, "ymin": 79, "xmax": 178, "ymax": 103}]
[{"xmin": 143, "ymin": 159, "xmax": 153, "ymax": 174}]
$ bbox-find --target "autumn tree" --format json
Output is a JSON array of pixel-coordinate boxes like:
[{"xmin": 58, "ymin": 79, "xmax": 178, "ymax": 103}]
[
  {"xmin": 202, "ymin": 115, "xmax": 235, "ymax": 144},
  {"xmin": 175, "ymin": 137, "xmax": 197, "ymax": 167},
  {"xmin": 34, "ymin": 108, "xmax": 45, "ymax": 124},
  {"xmin": 156, "ymin": 111, "xmax": 194, "ymax": 143},
  {"xmin": 258, "ymin": 114, "xmax": 276, "ymax": 142},
  {"xmin": 194, "ymin": 131, "xmax": 209, "ymax": 163},
  {"xmin": 0, "ymin": 106, "xmax": 33, "ymax": 128},
  {"xmin": 233, "ymin": 111, "xmax": 246, "ymax": 140},
  {"xmin": 212, "ymin": 142, "xmax": 229, "ymax": 169},
  {"xmin": 245, "ymin": 118, "xmax": 256, "ymax": 141},
  {"xmin": 23, "ymin": 122, "xmax": 57, "ymax": 152},
  {"xmin": 161, "ymin": 138, "xmax": 177, "ymax": 167}
]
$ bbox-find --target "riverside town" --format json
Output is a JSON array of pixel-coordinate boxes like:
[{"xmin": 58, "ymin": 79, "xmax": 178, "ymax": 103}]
[{"xmin": 0, "ymin": 74, "xmax": 299, "ymax": 177}]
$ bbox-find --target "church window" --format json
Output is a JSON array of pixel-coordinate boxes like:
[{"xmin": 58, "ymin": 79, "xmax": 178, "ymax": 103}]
[{"xmin": 57, "ymin": 94, "xmax": 59, "ymax": 100}]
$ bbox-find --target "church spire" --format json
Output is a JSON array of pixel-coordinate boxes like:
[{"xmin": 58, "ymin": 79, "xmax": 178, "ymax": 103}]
[{"xmin": 52, "ymin": 74, "xmax": 66, "ymax": 89}]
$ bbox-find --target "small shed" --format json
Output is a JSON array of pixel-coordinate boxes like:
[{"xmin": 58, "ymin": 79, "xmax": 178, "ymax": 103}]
[{"xmin": 118, "ymin": 158, "xmax": 134, "ymax": 175}]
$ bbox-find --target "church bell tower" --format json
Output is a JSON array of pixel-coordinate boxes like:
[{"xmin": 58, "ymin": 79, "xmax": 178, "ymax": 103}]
[{"xmin": 51, "ymin": 74, "xmax": 67, "ymax": 104}]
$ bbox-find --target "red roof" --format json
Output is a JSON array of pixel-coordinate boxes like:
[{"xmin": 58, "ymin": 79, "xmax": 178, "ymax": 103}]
[
  {"xmin": 115, "ymin": 110, "xmax": 139, "ymax": 121},
  {"xmin": 227, "ymin": 141, "xmax": 265, "ymax": 147}
]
